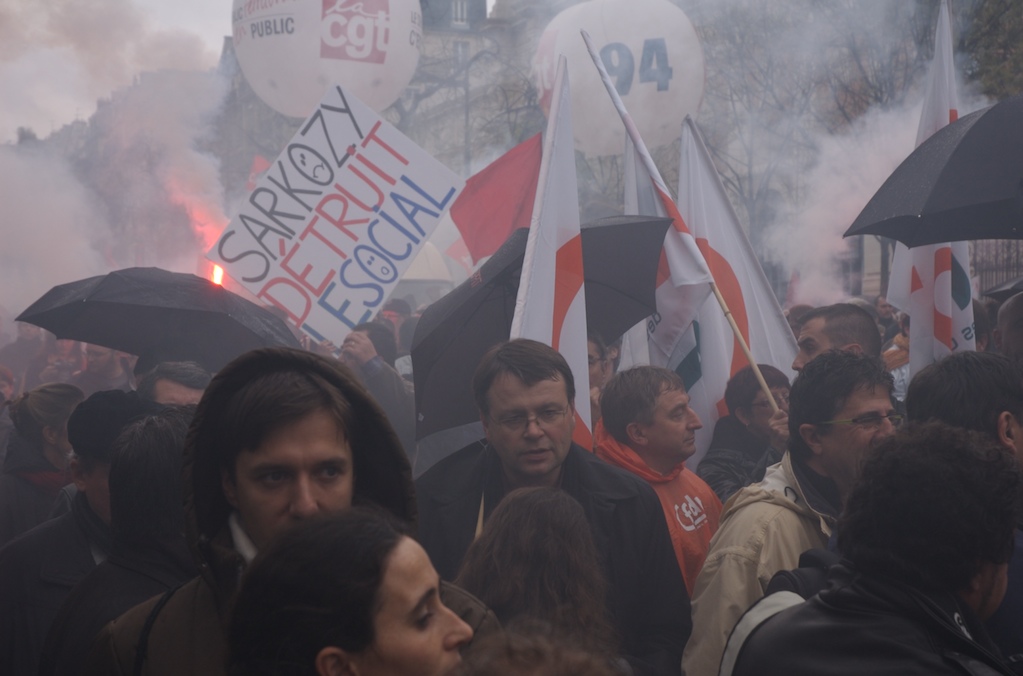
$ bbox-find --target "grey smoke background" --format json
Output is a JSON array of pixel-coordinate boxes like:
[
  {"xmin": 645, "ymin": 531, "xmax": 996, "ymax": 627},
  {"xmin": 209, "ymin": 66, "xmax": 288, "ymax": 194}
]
[
  {"xmin": 0, "ymin": 0, "xmax": 227, "ymax": 318},
  {"xmin": 0, "ymin": 0, "xmax": 996, "ymax": 321}
]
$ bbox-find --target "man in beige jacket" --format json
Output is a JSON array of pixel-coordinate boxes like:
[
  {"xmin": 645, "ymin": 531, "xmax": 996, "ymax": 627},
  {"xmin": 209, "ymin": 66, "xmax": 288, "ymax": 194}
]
[{"xmin": 682, "ymin": 351, "xmax": 897, "ymax": 676}]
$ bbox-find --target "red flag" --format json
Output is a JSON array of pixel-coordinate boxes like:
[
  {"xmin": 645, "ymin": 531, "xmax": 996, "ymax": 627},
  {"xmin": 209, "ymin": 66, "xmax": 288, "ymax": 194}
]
[{"xmin": 450, "ymin": 134, "xmax": 542, "ymax": 264}]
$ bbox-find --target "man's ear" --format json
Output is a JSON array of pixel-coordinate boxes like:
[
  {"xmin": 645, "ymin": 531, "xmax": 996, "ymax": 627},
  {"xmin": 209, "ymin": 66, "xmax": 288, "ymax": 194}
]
[
  {"xmin": 735, "ymin": 407, "xmax": 753, "ymax": 427},
  {"xmin": 997, "ymin": 411, "xmax": 1018, "ymax": 451},
  {"xmin": 842, "ymin": 343, "xmax": 865, "ymax": 357},
  {"xmin": 315, "ymin": 646, "xmax": 357, "ymax": 676},
  {"xmin": 221, "ymin": 467, "xmax": 239, "ymax": 509},
  {"xmin": 994, "ymin": 326, "xmax": 1004, "ymax": 351},
  {"xmin": 41, "ymin": 425, "xmax": 60, "ymax": 447},
  {"xmin": 799, "ymin": 423, "xmax": 825, "ymax": 457},
  {"xmin": 625, "ymin": 421, "xmax": 646, "ymax": 447}
]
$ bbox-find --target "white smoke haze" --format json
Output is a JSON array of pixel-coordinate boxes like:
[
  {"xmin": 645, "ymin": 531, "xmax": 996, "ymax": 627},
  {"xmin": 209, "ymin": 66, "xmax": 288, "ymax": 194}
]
[
  {"xmin": 765, "ymin": 102, "xmax": 922, "ymax": 305},
  {"xmin": 0, "ymin": 0, "xmax": 218, "ymax": 142},
  {"xmin": 0, "ymin": 0, "xmax": 229, "ymax": 317},
  {"xmin": 0, "ymin": 145, "xmax": 109, "ymax": 313}
]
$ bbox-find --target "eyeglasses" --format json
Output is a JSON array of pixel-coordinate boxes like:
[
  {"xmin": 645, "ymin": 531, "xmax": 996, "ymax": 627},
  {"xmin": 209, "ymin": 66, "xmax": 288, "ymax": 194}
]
[
  {"xmin": 491, "ymin": 407, "xmax": 569, "ymax": 432},
  {"xmin": 816, "ymin": 413, "xmax": 904, "ymax": 431}
]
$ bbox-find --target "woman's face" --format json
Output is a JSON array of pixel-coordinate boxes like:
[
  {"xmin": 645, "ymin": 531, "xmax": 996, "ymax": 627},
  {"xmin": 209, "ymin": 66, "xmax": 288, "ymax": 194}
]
[{"xmin": 334, "ymin": 537, "xmax": 473, "ymax": 676}]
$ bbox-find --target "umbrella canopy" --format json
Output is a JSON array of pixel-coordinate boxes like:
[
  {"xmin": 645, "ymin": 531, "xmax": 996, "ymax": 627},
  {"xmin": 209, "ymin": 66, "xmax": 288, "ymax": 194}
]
[
  {"xmin": 411, "ymin": 215, "xmax": 672, "ymax": 440},
  {"xmin": 844, "ymin": 94, "xmax": 1023, "ymax": 247},
  {"xmin": 17, "ymin": 267, "xmax": 301, "ymax": 373},
  {"xmin": 983, "ymin": 276, "xmax": 1023, "ymax": 304}
]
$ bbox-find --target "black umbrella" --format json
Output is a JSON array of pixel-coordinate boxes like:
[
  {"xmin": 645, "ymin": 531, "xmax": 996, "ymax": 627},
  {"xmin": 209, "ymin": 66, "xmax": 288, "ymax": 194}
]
[
  {"xmin": 17, "ymin": 267, "xmax": 301, "ymax": 372},
  {"xmin": 983, "ymin": 276, "xmax": 1023, "ymax": 304},
  {"xmin": 844, "ymin": 94, "xmax": 1023, "ymax": 247},
  {"xmin": 411, "ymin": 215, "xmax": 672, "ymax": 440}
]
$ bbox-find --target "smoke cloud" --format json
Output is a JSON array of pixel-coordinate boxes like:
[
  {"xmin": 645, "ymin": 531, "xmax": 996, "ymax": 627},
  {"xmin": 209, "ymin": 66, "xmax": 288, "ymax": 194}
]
[
  {"xmin": 0, "ymin": 0, "xmax": 227, "ymax": 318},
  {"xmin": 0, "ymin": 0, "xmax": 217, "ymax": 141}
]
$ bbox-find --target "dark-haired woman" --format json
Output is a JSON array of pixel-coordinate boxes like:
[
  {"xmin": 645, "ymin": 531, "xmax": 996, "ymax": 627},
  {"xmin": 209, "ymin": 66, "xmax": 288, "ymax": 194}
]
[
  {"xmin": 455, "ymin": 488, "xmax": 621, "ymax": 666},
  {"xmin": 230, "ymin": 509, "xmax": 473, "ymax": 676}
]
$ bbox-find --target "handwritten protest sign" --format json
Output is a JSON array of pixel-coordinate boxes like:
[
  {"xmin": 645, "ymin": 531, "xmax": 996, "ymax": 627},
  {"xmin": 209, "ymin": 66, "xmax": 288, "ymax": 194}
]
[{"xmin": 207, "ymin": 85, "xmax": 464, "ymax": 344}]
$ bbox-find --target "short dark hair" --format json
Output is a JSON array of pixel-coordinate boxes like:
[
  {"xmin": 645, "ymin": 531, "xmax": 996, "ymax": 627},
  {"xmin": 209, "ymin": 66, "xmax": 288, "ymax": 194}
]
[
  {"xmin": 798, "ymin": 303, "xmax": 881, "ymax": 358},
  {"xmin": 787, "ymin": 351, "xmax": 893, "ymax": 461},
  {"xmin": 906, "ymin": 351, "xmax": 1023, "ymax": 439},
  {"xmin": 473, "ymin": 340, "xmax": 575, "ymax": 417},
  {"xmin": 109, "ymin": 407, "xmax": 194, "ymax": 543},
  {"xmin": 723, "ymin": 364, "xmax": 790, "ymax": 415},
  {"xmin": 229, "ymin": 509, "xmax": 409, "ymax": 673},
  {"xmin": 838, "ymin": 422, "xmax": 1019, "ymax": 592},
  {"xmin": 136, "ymin": 361, "xmax": 211, "ymax": 401},
  {"xmin": 973, "ymin": 299, "xmax": 992, "ymax": 350},
  {"xmin": 354, "ymin": 321, "xmax": 398, "ymax": 367},
  {"xmin": 600, "ymin": 367, "xmax": 684, "ymax": 444},
  {"xmin": 214, "ymin": 369, "xmax": 354, "ymax": 480},
  {"xmin": 67, "ymin": 390, "xmax": 164, "ymax": 469}
]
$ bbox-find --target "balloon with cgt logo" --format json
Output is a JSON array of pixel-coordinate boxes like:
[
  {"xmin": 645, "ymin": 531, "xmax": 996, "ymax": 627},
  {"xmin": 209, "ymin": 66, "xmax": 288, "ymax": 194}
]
[{"xmin": 231, "ymin": 0, "xmax": 422, "ymax": 118}]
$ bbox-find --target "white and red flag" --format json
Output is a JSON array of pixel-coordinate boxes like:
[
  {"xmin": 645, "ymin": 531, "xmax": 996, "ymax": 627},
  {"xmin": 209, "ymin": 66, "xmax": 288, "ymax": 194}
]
[
  {"xmin": 673, "ymin": 117, "xmax": 797, "ymax": 463},
  {"xmin": 581, "ymin": 31, "xmax": 714, "ymax": 372},
  {"xmin": 887, "ymin": 0, "xmax": 974, "ymax": 375},
  {"xmin": 509, "ymin": 55, "xmax": 592, "ymax": 448}
]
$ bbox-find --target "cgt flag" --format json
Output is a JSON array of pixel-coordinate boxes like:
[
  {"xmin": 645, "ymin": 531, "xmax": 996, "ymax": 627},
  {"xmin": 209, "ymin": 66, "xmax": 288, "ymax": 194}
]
[
  {"xmin": 673, "ymin": 117, "xmax": 797, "ymax": 464},
  {"xmin": 509, "ymin": 55, "xmax": 592, "ymax": 448},
  {"xmin": 582, "ymin": 30, "xmax": 714, "ymax": 372},
  {"xmin": 449, "ymin": 134, "xmax": 543, "ymax": 265},
  {"xmin": 887, "ymin": 0, "xmax": 974, "ymax": 376}
]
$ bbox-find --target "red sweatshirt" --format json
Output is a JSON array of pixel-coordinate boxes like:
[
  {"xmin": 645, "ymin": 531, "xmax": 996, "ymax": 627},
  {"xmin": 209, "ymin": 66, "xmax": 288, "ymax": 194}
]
[{"xmin": 594, "ymin": 421, "xmax": 722, "ymax": 594}]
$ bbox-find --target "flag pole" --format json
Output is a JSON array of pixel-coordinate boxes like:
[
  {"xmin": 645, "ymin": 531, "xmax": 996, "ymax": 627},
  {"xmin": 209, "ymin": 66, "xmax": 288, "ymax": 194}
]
[{"xmin": 581, "ymin": 29, "xmax": 778, "ymax": 412}]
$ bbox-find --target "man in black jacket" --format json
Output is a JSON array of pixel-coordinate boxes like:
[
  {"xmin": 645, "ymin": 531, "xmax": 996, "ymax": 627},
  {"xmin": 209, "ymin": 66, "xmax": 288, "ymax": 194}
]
[
  {"xmin": 728, "ymin": 422, "xmax": 1019, "ymax": 676},
  {"xmin": 416, "ymin": 339, "xmax": 690, "ymax": 675},
  {"xmin": 40, "ymin": 407, "xmax": 196, "ymax": 676},
  {"xmin": 0, "ymin": 390, "xmax": 159, "ymax": 676}
]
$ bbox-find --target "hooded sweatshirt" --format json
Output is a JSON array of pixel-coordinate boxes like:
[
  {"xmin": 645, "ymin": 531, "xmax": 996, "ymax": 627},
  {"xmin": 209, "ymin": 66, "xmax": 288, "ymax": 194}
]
[
  {"xmin": 85, "ymin": 348, "xmax": 496, "ymax": 675},
  {"xmin": 594, "ymin": 421, "xmax": 722, "ymax": 594}
]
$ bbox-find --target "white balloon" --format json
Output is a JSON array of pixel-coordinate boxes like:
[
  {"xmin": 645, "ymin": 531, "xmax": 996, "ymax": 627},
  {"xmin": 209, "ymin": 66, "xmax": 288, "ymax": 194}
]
[
  {"xmin": 533, "ymin": 0, "xmax": 705, "ymax": 157},
  {"xmin": 232, "ymin": 0, "xmax": 422, "ymax": 118}
]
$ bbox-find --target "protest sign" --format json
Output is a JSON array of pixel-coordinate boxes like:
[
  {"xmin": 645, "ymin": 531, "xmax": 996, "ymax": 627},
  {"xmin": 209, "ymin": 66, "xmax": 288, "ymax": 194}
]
[{"xmin": 208, "ymin": 85, "xmax": 464, "ymax": 344}]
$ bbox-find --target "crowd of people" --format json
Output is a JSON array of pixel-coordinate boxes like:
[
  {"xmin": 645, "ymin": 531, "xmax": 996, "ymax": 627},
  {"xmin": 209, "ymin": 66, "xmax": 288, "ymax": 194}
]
[{"xmin": 0, "ymin": 288, "xmax": 1022, "ymax": 675}]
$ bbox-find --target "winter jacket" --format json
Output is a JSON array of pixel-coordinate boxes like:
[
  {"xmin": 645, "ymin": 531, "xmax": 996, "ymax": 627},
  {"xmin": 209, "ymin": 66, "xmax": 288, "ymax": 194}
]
[
  {"xmin": 730, "ymin": 563, "xmax": 1016, "ymax": 676},
  {"xmin": 594, "ymin": 421, "xmax": 722, "ymax": 594},
  {"xmin": 417, "ymin": 440, "xmax": 692, "ymax": 676},
  {"xmin": 39, "ymin": 538, "xmax": 197, "ymax": 676},
  {"xmin": 0, "ymin": 489, "xmax": 111, "ymax": 676},
  {"xmin": 697, "ymin": 415, "xmax": 780, "ymax": 503},
  {"xmin": 85, "ymin": 348, "xmax": 496, "ymax": 676},
  {"xmin": 682, "ymin": 453, "xmax": 837, "ymax": 676},
  {"xmin": 0, "ymin": 431, "xmax": 67, "ymax": 547}
]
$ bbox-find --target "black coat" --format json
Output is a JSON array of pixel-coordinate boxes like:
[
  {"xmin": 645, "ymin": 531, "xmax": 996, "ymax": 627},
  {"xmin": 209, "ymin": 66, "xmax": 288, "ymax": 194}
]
[
  {"xmin": 0, "ymin": 432, "xmax": 64, "ymax": 547},
  {"xmin": 732, "ymin": 563, "xmax": 1015, "ymax": 676},
  {"xmin": 39, "ymin": 537, "xmax": 197, "ymax": 676},
  {"xmin": 698, "ymin": 415, "xmax": 780, "ymax": 503},
  {"xmin": 416, "ymin": 441, "xmax": 691, "ymax": 676},
  {"xmin": 0, "ymin": 490, "xmax": 110, "ymax": 676}
]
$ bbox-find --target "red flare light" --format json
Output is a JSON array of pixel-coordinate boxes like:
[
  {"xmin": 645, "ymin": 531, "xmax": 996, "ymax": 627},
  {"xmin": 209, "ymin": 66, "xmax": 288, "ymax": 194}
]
[{"xmin": 211, "ymin": 265, "xmax": 224, "ymax": 286}]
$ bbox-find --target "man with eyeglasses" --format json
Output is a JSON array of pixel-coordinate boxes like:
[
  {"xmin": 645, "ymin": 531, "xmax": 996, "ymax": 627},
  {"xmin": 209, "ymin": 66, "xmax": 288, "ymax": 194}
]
[
  {"xmin": 683, "ymin": 350, "xmax": 896, "ymax": 676},
  {"xmin": 416, "ymin": 339, "xmax": 691, "ymax": 676}
]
